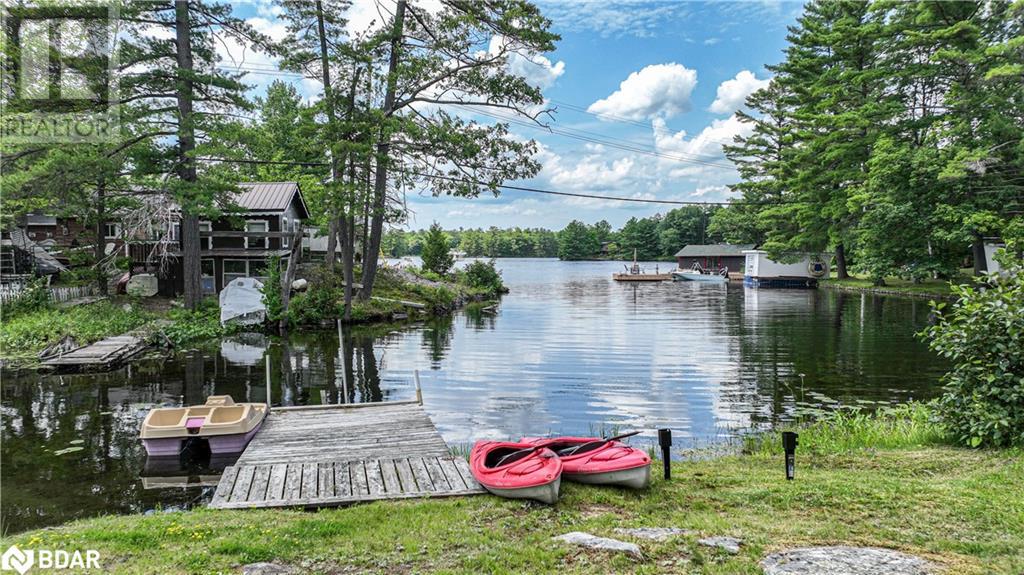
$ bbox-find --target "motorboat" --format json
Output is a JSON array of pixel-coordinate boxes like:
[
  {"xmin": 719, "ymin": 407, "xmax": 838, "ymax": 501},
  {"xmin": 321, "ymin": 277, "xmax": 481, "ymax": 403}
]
[
  {"xmin": 520, "ymin": 434, "xmax": 651, "ymax": 489},
  {"xmin": 469, "ymin": 440, "xmax": 562, "ymax": 504},
  {"xmin": 140, "ymin": 396, "xmax": 267, "ymax": 456},
  {"xmin": 672, "ymin": 262, "xmax": 729, "ymax": 283}
]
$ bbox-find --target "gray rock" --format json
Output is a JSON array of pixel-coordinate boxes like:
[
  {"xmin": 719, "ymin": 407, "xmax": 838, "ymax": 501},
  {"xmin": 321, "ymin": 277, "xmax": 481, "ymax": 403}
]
[
  {"xmin": 698, "ymin": 536, "xmax": 742, "ymax": 554},
  {"xmin": 761, "ymin": 546, "xmax": 933, "ymax": 575},
  {"xmin": 241, "ymin": 563, "xmax": 297, "ymax": 575},
  {"xmin": 613, "ymin": 527, "xmax": 694, "ymax": 541},
  {"xmin": 554, "ymin": 532, "xmax": 642, "ymax": 558}
]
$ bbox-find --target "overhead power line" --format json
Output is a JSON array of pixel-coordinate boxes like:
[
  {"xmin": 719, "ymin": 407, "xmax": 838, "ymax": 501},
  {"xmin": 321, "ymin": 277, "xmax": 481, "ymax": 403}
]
[{"xmin": 195, "ymin": 156, "xmax": 797, "ymax": 207}]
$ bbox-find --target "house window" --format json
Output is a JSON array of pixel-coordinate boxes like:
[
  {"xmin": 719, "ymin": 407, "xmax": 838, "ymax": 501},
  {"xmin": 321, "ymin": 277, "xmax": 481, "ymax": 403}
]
[
  {"xmin": 249, "ymin": 260, "xmax": 269, "ymax": 283},
  {"xmin": 199, "ymin": 221, "xmax": 212, "ymax": 250},
  {"xmin": 168, "ymin": 222, "xmax": 180, "ymax": 242},
  {"xmin": 245, "ymin": 220, "xmax": 268, "ymax": 249},
  {"xmin": 223, "ymin": 260, "xmax": 248, "ymax": 285},
  {"xmin": 282, "ymin": 217, "xmax": 289, "ymax": 248},
  {"xmin": 201, "ymin": 258, "xmax": 216, "ymax": 294},
  {"xmin": 104, "ymin": 223, "xmax": 120, "ymax": 239}
]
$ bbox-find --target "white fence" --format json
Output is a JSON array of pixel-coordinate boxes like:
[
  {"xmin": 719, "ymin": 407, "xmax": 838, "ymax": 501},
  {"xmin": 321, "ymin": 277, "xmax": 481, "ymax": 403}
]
[{"xmin": 0, "ymin": 284, "xmax": 97, "ymax": 306}]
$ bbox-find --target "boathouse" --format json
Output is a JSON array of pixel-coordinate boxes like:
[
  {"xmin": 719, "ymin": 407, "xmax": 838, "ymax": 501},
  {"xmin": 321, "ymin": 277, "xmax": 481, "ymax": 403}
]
[
  {"xmin": 675, "ymin": 244, "xmax": 753, "ymax": 276},
  {"xmin": 742, "ymin": 249, "xmax": 829, "ymax": 288}
]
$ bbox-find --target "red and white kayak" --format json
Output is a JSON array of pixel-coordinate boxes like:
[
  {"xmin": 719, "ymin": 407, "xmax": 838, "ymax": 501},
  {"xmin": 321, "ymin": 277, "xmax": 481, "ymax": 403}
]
[
  {"xmin": 521, "ymin": 436, "xmax": 652, "ymax": 489},
  {"xmin": 469, "ymin": 440, "xmax": 562, "ymax": 504}
]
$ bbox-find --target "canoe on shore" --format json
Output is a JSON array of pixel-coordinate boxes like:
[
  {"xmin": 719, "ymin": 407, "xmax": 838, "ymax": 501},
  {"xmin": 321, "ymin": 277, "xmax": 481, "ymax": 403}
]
[
  {"xmin": 470, "ymin": 440, "xmax": 562, "ymax": 504},
  {"xmin": 521, "ymin": 436, "xmax": 652, "ymax": 489}
]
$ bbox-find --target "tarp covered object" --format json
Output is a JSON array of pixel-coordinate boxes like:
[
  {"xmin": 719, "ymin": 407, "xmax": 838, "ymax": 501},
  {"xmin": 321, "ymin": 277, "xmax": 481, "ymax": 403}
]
[{"xmin": 219, "ymin": 277, "xmax": 267, "ymax": 326}]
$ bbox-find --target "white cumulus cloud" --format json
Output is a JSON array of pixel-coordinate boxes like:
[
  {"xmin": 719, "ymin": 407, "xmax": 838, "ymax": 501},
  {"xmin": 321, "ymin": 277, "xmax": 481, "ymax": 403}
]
[
  {"xmin": 489, "ymin": 35, "xmax": 565, "ymax": 91},
  {"xmin": 587, "ymin": 63, "xmax": 697, "ymax": 121},
  {"xmin": 652, "ymin": 115, "xmax": 752, "ymax": 178},
  {"xmin": 709, "ymin": 70, "xmax": 770, "ymax": 114}
]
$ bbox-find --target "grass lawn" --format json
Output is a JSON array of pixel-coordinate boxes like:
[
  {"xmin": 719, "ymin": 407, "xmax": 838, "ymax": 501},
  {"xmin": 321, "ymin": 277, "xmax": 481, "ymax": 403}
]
[
  {"xmin": 5, "ymin": 411, "xmax": 1022, "ymax": 574},
  {"xmin": 820, "ymin": 275, "xmax": 964, "ymax": 296}
]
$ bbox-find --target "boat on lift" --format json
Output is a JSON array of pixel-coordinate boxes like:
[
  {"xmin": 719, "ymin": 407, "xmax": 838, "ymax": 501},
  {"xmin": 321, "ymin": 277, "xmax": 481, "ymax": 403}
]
[{"xmin": 672, "ymin": 262, "xmax": 729, "ymax": 283}]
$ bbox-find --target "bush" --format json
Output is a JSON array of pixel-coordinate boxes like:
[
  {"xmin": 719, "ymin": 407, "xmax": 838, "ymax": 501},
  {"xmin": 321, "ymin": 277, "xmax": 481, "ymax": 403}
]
[
  {"xmin": 261, "ymin": 255, "xmax": 284, "ymax": 324},
  {"xmin": 0, "ymin": 301, "xmax": 152, "ymax": 355},
  {"xmin": 420, "ymin": 222, "xmax": 453, "ymax": 276},
  {"xmin": 163, "ymin": 300, "xmax": 233, "ymax": 346},
  {"xmin": 458, "ymin": 259, "xmax": 506, "ymax": 297},
  {"xmin": 923, "ymin": 255, "xmax": 1024, "ymax": 448},
  {"xmin": 2, "ymin": 279, "xmax": 53, "ymax": 318}
]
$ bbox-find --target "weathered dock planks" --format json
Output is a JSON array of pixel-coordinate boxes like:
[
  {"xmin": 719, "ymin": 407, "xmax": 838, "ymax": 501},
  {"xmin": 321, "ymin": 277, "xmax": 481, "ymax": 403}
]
[
  {"xmin": 40, "ymin": 333, "xmax": 148, "ymax": 370},
  {"xmin": 209, "ymin": 401, "xmax": 484, "ymax": 509}
]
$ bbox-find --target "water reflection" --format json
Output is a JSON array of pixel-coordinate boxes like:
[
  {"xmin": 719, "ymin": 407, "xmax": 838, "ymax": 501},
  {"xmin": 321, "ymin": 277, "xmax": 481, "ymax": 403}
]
[{"xmin": 1, "ymin": 259, "xmax": 947, "ymax": 533}]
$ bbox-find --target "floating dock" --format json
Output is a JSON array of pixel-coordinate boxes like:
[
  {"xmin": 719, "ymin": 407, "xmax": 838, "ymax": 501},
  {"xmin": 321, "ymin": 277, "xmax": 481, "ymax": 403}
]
[
  {"xmin": 612, "ymin": 273, "xmax": 672, "ymax": 282},
  {"xmin": 40, "ymin": 331, "xmax": 149, "ymax": 370},
  {"xmin": 209, "ymin": 400, "xmax": 484, "ymax": 509}
]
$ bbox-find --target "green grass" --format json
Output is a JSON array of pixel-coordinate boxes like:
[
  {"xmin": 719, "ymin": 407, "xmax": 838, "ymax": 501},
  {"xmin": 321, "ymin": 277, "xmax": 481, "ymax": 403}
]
[
  {"xmin": 820, "ymin": 275, "xmax": 964, "ymax": 296},
  {"xmin": 5, "ymin": 409, "xmax": 1022, "ymax": 574},
  {"xmin": 0, "ymin": 300, "xmax": 154, "ymax": 361},
  {"xmin": 745, "ymin": 403, "xmax": 952, "ymax": 455}
]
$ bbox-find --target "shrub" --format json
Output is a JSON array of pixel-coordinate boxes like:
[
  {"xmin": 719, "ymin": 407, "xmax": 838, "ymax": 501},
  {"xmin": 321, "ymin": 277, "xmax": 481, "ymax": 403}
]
[
  {"xmin": 163, "ymin": 300, "xmax": 232, "ymax": 346},
  {"xmin": 923, "ymin": 255, "xmax": 1024, "ymax": 448},
  {"xmin": 2, "ymin": 279, "xmax": 53, "ymax": 319},
  {"xmin": 0, "ymin": 301, "xmax": 152, "ymax": 355},
  {"xmin": 459, "ymin": 259, "xmax": 506, "ymax": 297},
  {"xmin": 261, "ymin": 255, "xmax": 284, "ymax": 324},
  {"xmin": 420, "ymin": 222, "xmax": 453, "ymax": 276}
]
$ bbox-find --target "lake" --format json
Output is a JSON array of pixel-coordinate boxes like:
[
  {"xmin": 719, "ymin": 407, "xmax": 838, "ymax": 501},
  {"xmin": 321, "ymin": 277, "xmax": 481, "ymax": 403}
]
[{"xmin": 0, "ymin": 258, "xmax": 946, "ymax": 533}]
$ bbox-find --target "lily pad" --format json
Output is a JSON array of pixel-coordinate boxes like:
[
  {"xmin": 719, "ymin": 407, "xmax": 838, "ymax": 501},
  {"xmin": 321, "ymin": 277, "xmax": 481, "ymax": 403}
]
[
  {"xmin": 53, "ymin": 446, "xmax": 85, "ymax": 456},
  {"xmin": 68, "ymin": 440, "xmax": 85, "ymax": 445}
]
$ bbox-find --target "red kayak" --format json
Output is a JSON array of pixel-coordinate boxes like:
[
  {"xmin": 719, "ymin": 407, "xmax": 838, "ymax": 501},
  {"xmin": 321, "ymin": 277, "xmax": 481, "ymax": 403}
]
[
  {"xmin": 520, "ymin": 435, "xmax": 652, "ymax": 489},
  {"xmin": 469, "ymin": 440, "xmax": 562, "ymax": 504}
]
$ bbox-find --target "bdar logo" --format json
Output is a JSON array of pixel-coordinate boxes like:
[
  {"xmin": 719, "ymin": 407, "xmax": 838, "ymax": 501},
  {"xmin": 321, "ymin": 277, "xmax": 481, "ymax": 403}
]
[{"xmin": 1, "ymin": 546, "xmax": 34, "ymax": 575}]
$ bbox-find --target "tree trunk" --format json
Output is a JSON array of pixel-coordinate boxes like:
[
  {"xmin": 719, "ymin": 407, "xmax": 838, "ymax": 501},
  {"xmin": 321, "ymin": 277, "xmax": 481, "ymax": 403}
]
[
  {"xmin": 972, "ymin": 234, "xmax": 987, "ymax": 275},
  {"xmin": 94, "ymin": 180, "xmax": 108, "ymax": 295},
  {"xmin": 175, "ymin": 1, "xmax": 201, "ymax": 309},
  {"xmin": 360, "ymin": 0, "xmax": 406, "ymax": 300},
  {"xmin": 835, "ymin": 242, "xmax": 849, "ymax": 280},
  {"xmin": 324, "ymin": 218, "xmax": 337, "ymax": 269},
  {"xmin": 278, "ymin": 227, "xmax": 303, "ymax": 332}
]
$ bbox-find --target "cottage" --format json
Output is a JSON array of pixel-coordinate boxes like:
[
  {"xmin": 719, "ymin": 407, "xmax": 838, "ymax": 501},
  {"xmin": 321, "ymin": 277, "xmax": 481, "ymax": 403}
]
[
  {"xmin": 674, "ymin": 244, "xmax": 753, "ymax": 277},
  {"xmin": 742, "ymin": 249, "xmax": 829, "ymax": 288},
  {"xmin": 188, "ymin": 182, "xmax": 310, "ymax": 294}
]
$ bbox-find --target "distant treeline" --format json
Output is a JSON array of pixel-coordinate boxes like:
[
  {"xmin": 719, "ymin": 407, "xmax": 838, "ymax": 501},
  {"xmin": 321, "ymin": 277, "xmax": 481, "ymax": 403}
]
[{"xmin": 382, "ymin": 205, "xmax": 722, "ymax": 261}]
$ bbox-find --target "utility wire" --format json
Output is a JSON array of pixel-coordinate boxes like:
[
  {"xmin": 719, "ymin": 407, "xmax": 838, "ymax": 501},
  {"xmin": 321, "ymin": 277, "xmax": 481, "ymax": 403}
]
[{"xmin": 195, "ymin": 156, "xmax": 801, "ymax": 206}]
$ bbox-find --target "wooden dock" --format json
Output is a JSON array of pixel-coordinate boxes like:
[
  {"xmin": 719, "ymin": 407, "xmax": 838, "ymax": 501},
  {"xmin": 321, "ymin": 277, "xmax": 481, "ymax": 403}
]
[
  {"xmin": 209, "ymin": 401, "xmax": 484, "ymax": 509},
  {"xmin": 612, "ymin": 273, "xmax": 672, "ymax": 282},
  {"xmin": 40, "ymin": 331, "xmax": 149, "ymax": 370}
]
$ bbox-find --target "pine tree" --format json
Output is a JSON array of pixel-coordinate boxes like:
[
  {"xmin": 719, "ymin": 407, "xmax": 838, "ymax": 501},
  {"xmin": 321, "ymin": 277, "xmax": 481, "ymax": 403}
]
[{"xmin": 420, "ymin": 222, "xmax": 453, "ymax": 275}]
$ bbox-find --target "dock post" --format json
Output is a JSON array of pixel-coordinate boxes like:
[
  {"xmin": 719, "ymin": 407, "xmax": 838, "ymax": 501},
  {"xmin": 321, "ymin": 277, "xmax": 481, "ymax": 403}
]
[
  {"xmin": 414, "ymin": 370, "xmax": 423, "ymax": 405},
  {"xmin": 338, "ymin": 320, "xmax": 348, "ymax": 404},
  {"xmin": 265, "ymin": 354, "xmax": 271, "ymax": 408}
]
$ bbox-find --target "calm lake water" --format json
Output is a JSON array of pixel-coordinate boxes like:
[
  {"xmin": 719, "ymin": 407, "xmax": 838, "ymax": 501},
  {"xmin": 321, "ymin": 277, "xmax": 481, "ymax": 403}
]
[{"xmin": 1, "ymin": 258, "xmax": 947, "ymax": 533}]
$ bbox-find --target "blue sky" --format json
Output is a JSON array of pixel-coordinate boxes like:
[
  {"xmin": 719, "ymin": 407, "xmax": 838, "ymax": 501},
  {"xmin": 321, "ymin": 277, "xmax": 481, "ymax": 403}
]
[{"xmin": 226, "ymin": 1, "xmax": 805, "ymax": 230}]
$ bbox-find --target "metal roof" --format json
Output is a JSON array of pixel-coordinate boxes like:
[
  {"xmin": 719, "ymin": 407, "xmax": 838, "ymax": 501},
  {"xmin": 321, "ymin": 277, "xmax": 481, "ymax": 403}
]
[
  {"xmin": 674, "ymin": 244, "xmax": 755, "ymax": 258},
  {"xmin": 235, "ymin": 182, "xmax": 309, "ymax": 217}
]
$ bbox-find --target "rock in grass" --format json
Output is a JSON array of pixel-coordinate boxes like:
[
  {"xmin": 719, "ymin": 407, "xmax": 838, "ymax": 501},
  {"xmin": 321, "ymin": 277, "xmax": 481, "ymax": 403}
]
[
  {"xmin": 241, "ymin": 563, "xmax": 297, "ymax": 575},
  {"xmin": 554, "ymin": 532, "xmax": 642, "ymax": 558},
  {"xmin": 761, "ymin": 547, "xmax": 932, "ymax": 575},
  {"xmin": 614, "ymin": 527, "xmax": 694, "ymax": 541},
  {"xmin": 698, "ymin": 536, "xmax": 742, "ymax": 554}
]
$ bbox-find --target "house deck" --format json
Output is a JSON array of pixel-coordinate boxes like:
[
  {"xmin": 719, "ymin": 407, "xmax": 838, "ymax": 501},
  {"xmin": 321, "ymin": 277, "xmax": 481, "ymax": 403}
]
[{"xmin": 208, "ymin": 401, "xmax": 484, "ymax": 509}]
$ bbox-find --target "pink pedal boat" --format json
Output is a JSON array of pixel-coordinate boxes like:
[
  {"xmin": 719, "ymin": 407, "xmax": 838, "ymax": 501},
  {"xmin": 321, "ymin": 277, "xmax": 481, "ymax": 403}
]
[{"xmin": 140, "ymin": 396, "xmax": 267, "ymax": 456}]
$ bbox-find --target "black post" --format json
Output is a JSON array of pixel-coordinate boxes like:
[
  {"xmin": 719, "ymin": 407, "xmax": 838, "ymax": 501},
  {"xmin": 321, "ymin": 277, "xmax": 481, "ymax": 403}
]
[
  {"xmin": 658, "ymin": 428, "xmax": 672, "ymax": 480},
  {"xmin": 782, "ymin": 431, "xmax": 798, "ymax": 480}
]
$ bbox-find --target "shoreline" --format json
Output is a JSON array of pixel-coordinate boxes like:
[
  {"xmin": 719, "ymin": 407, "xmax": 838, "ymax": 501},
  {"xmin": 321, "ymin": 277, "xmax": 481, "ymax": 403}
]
[{"xmin": 819, "ymin": 279, "xmax": 959, "ymax": 300}]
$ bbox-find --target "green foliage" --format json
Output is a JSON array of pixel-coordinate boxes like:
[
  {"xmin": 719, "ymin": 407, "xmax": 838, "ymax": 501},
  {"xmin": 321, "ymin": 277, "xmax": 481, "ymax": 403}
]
[
  {"xmin": 0, "ymin": 301, "xmax": 152, "ymax": 357},
  {"xmin": 923, "ymin": 257, "xmax": 1024, "ymax": 448},
  {"xmin": 458, "ymin": 260, "xmax": 507, "ymax": 297},
  {"xmin": 286, "ymin": 287, "xmax": 341, "ymax": 326},
  {"xmin": 420, "ymin": 223, "xmax": 454, "ymax": 276},
  {"xmin": 2, "ymin": 279, "xmax": 53, "ymax": 319},
  {"xmin": 744, "ymin": 403, "xmax": 950, "ymax": 455},
  {"xmin": 557, "ymin": 220, "xmax": 600, "ymax": 260},
  {"xmin": 162, "ymin": 300, "xmax": 235, "ymax": 347},
  {"xmin": 261, "ymin": 256, "xmax": 284, "ymax": 324},
  {"xmin": 712, "ymin": 0, "xmax": 1023, "ymax": 278}
]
